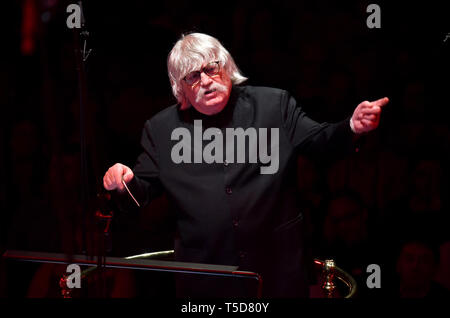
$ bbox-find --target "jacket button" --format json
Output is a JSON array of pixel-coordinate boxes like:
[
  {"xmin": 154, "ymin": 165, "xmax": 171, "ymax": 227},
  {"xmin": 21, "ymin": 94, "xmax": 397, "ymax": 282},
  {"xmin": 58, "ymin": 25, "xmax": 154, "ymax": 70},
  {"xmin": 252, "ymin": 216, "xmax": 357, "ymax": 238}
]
[{"xmin": 225, "ymin": 187, "xmax": 232, "ymax": 194}]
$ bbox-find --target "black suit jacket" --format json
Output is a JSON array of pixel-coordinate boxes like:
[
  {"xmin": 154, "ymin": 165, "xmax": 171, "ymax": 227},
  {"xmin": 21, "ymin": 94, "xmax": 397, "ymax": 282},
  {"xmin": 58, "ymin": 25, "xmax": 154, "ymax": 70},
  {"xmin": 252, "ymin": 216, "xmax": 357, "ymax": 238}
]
[{"xmin": 116, "ymin": 85, "xmax": 358, "ymax": 297}]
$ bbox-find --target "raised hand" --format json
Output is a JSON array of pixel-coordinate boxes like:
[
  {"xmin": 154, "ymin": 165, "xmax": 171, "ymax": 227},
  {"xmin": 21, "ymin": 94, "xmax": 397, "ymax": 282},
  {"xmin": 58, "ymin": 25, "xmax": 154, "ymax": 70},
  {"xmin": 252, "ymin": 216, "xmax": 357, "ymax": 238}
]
[{"xmin": 351, "ymin": 97, "xmax": 389, "ymax": 134}]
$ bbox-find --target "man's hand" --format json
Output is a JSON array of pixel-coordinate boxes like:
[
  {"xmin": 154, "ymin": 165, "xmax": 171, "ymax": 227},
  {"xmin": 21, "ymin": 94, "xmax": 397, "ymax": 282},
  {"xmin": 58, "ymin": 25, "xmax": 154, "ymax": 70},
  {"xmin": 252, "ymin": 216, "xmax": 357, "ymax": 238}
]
[
  {"xmin": 103, "ymin": 163, "xmax": 134, "ymax": 191},
  {"xmin": 351, "ymin": 97, "xmax": 389, "ymax": 134}
]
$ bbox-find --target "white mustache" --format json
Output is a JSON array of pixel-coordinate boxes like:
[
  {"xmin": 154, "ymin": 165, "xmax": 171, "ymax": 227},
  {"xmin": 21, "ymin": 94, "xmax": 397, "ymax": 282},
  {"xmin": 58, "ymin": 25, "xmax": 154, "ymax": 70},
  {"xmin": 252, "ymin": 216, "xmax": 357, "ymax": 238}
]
[{"xmin": 195, "ymin": 82, "xmax": 228, "ymax": 103}]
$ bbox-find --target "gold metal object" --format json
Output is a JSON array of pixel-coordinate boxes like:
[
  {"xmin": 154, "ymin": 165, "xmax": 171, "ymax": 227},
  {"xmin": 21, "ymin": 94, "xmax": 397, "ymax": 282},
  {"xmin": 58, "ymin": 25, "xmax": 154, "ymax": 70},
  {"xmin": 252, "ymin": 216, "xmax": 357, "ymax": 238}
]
[
  {"xmin": 322, "ymin": 259, "xmax": 336, "ymax": 298},
  {"xmin": 315, "ymin": 258, "xmax": 358, "ymax": 298}
]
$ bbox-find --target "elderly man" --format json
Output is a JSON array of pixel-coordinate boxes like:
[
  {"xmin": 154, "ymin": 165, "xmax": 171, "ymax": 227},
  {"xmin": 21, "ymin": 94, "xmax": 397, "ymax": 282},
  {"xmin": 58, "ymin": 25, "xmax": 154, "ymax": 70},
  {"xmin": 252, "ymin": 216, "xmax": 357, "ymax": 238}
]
[{"xmin": 103, "ymin": 32, "xmax": 388, "ymax": 297}]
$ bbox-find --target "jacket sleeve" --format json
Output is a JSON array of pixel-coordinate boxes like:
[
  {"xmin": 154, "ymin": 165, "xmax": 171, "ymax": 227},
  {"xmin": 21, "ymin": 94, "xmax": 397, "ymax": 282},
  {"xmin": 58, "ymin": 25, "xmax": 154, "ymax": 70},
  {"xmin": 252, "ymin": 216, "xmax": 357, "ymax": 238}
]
[
  {"xmin": 112, "ymin": 119, "xmax": 165, "ymax": 212},
  {"xmin": 280, "ymin": 90, "xmax": 359, "ymax": 157}
]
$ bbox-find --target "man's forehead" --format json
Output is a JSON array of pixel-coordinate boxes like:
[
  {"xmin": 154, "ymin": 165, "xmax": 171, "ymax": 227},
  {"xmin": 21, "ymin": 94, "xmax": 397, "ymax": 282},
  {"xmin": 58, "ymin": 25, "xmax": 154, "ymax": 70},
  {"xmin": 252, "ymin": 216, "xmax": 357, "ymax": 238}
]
[{"xmin": 402, "ymin": 243, "xmax": 433, "ymax": 257}]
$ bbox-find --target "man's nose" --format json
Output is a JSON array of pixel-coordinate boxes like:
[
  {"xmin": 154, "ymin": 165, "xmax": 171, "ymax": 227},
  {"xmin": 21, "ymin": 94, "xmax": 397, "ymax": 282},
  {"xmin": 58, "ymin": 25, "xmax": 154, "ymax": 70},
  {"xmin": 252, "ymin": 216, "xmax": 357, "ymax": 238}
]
[{"xmin": 200, "ymin": 72, "xmax": 212, "ymax": 86}]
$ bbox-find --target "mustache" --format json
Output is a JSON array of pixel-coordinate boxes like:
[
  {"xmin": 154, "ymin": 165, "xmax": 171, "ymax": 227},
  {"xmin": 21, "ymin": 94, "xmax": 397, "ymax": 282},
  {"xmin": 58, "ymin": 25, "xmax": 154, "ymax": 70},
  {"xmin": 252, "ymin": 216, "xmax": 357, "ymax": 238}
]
[{"xmin": 196, "ymin": 82, "xmax": 228, "ymax": 101}]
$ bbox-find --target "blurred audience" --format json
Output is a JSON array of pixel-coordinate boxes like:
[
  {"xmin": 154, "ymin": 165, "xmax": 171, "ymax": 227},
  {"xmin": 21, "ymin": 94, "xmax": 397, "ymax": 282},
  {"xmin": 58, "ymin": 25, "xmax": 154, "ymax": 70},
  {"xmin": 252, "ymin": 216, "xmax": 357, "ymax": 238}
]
[
  {"xmin": 384, "ymin": 157, "xmax": 448, "ymax": 245},
  {"xmin": 393, "ymin": 240, "xmax": 449, "ymax": 298},
  {"xmin": 435, "ymin": 241, "xmax": 450, "ymax": 291},
  {"xmin": 313, "ymin": 189, "xmax": 387, "ymax": 297}
]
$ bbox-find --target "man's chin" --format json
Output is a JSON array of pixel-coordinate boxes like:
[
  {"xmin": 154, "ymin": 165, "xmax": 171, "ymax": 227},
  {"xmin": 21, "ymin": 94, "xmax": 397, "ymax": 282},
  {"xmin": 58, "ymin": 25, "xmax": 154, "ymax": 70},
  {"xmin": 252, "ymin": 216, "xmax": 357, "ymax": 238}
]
[{"xmin": 193, "ymin": 102, "xmax": 226, "ymax": 115}]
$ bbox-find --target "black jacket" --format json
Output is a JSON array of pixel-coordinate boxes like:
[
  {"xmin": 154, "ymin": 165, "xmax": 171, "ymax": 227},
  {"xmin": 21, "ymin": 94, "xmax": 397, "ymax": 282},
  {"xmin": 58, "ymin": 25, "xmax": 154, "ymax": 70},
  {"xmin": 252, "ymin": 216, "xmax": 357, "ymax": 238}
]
[{"xmin": 116, "ymin": 85, "xmax": 358, "ymax": 297}]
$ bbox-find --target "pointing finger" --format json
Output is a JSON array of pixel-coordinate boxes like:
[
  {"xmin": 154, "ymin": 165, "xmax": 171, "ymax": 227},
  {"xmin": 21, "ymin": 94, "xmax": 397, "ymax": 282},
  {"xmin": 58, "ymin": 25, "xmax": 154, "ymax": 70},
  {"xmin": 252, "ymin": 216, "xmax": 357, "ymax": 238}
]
[{"xmin": 372, "ymin": 97, "xmax": 389, "ymax": 108}]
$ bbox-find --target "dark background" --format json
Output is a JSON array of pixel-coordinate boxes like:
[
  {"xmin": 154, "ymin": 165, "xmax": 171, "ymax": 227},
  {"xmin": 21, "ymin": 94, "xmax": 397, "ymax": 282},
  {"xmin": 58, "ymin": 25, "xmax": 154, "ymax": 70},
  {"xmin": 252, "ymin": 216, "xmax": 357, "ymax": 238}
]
[{"xmin": 1, "ymin": 0, "xmax": 449, "ymax": 298}]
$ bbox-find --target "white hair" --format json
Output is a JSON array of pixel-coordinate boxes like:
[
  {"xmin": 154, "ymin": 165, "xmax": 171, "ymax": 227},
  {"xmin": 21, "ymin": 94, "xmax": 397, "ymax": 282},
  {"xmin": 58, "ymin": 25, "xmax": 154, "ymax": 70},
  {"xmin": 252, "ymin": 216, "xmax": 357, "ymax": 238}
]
[{"xmin": 167, "ymin": 32, "xmax": 248, "ymax": 109}]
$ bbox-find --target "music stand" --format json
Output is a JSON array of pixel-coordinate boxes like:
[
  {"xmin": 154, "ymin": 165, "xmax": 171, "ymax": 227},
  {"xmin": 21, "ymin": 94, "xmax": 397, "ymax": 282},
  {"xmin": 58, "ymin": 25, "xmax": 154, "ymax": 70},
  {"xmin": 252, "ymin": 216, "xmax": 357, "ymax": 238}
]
[{"xmin": 2, "ymin": 249, "xmax": 263, "ymax": 297}]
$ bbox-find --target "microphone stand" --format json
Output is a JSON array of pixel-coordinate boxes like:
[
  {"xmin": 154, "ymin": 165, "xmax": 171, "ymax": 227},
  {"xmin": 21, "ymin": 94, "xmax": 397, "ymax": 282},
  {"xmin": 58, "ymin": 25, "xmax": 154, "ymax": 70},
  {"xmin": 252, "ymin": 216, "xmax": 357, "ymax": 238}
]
[
  {"xmin": 95, "ymin": 193, "xmax": 114, "ymax": 297},
  {"xmin": 72, "ymin": 0, "xmax": 89, "ymax": 260},
  {"xmin": 72, "ymin": 1, "xmax": 110, "ymax": 297}
]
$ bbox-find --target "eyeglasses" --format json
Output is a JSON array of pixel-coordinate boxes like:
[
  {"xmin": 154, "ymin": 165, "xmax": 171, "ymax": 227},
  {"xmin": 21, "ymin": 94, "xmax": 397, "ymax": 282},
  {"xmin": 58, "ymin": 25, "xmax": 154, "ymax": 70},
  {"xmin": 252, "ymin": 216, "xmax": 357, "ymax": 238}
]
[{"xmin": 183, "ymin": 61, "xmax": 220, "ymax": 86}]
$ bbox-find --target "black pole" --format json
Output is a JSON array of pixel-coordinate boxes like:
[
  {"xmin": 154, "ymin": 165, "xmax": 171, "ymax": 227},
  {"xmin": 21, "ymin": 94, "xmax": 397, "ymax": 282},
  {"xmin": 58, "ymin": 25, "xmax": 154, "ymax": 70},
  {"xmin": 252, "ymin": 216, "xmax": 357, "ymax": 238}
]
[
  {"xmin": 72, "ymin": 2, "xmax": 89, "ymax": 257},
  {"xmin": 72, "ymin": 1, "xmax": 108, "ymax": 297}
]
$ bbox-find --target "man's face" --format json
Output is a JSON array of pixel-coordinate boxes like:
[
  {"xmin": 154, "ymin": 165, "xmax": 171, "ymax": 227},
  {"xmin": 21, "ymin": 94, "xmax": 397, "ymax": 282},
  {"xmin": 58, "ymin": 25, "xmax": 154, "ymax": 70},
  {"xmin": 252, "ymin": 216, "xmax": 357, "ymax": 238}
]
[
  {"xmin": 327, "ymin": 197, "xmax": 367, "ymax": 246},
  {"xmin": 396, "ymin": 243, "xmax": 436, "ymax": 288},
  {"xmin": 181, "ymin": 61, "xmax": 232, "ymax": 115}
]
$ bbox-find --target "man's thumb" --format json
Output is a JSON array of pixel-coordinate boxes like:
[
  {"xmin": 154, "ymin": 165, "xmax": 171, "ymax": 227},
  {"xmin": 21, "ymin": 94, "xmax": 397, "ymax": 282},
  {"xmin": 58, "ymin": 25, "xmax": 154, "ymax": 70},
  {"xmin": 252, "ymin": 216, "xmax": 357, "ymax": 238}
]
[{"xmin": 123, "ymin": 170, "xmax": 134, "ymax": 183}]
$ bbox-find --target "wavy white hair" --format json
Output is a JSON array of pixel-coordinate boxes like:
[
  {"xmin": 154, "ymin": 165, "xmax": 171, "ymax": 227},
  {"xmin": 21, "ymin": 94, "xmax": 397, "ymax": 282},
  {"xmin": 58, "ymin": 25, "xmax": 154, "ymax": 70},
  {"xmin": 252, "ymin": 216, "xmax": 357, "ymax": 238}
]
[{"xmin": 167, "ymin": 32, "xmax": 248, "ymax": 109}]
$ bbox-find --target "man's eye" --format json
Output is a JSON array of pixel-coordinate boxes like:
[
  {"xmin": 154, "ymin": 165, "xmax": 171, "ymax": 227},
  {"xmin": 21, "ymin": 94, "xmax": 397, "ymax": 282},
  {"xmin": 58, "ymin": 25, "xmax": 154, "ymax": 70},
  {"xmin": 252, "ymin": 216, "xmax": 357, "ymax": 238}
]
[{"xmin": 186, "ymin": 73, "xmax": 199, "ymax": 81}]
